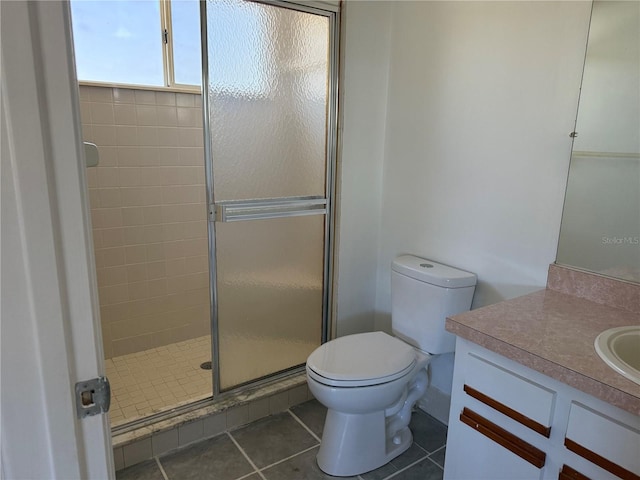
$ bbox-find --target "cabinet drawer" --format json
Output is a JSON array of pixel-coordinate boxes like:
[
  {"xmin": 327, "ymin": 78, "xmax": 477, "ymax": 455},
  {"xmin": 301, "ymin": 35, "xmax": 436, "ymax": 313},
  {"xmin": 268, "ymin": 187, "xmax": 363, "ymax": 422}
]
[
  {"xmin": 558, "ymin": 464, "xmax": 591, "ymax": 480},
  {"xmin": 465, "ymin": 353, "xmax": 555, "ymax": 435},
  {"xmin": 460, "ymin": 408, "xmax": 546, "ymax": 468},
  {"xmin": 447, "ymin": 407, "xmax": 545, "ymax": 480},
  {"xmin": 565, "ymin": 402, "xmax": 640, "ymax": 479}
]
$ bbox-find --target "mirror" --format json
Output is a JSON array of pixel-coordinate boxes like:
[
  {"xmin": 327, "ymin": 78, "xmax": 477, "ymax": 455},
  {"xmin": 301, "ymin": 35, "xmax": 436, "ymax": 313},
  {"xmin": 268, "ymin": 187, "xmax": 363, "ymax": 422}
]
[{"xmin": 556, "ymin": 0, "xmax": 640, "ymax": 283}]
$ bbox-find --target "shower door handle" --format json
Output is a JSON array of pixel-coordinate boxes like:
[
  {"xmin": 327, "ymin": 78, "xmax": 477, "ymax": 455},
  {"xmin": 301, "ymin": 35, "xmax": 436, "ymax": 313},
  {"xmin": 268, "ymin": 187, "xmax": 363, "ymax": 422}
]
[{"xmin": 209, "ymin": 196, "xmax": 327, "ymax": 223}]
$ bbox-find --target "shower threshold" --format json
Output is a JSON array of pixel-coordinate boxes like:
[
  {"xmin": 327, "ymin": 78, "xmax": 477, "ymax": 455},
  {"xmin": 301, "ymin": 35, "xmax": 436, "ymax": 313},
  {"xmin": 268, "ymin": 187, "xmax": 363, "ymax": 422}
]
[{"xmin": 111, "ymin": 369, "xmax": 311, "ymax": 468}]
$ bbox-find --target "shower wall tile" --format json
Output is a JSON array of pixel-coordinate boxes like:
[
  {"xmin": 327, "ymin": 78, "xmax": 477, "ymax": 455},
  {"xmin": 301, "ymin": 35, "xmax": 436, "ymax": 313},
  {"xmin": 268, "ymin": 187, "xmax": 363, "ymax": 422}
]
[
  {"xmin": 156, "ymin": 91, "xmax": 176, "ymax": 106},
  {"xmin": 113, "ymin": 88, "xmax": 135, "ymax": 104},
  {"xmin": 176, "ymin": 93, "xmax": 195, "ymax": 107},
  {"xmin": 134, "ymin": 90, "xmax": 156, "ymax": 105},
  {"xmin": 99, "ymin": 147, "xmax": 119, "ymax": 167},
  {"xmin": 157, "ymin": 106, "xmax": 178, "ymax": 126},
  {"xmin": 87, "ymin": 86, "xmax": 113, "ymax": 103},
  {"xmin": 114, "ymin": 104, "xmax": 137, "ymax": 125},
  {"xmin": 93, "ymin": 125, "xmax": 117, "ymax": 145},
  {"xmin": 90, "ymin": 102, "xmax": 115, "ymax": 124},
  {"xmin": 80, "ymin": 85, "xmax": 208, "ymax": 358}
]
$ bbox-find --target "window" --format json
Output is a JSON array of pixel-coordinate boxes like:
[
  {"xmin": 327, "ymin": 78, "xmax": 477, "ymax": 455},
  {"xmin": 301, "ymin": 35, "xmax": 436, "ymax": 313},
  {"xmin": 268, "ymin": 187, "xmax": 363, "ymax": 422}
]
[
  {"xmin": 70, "ymin": 0, "xmax": 202, "ymax": 89},
  {"xmin": 169, "ymin": 0, "xmax": 203, "ymax": 86}
]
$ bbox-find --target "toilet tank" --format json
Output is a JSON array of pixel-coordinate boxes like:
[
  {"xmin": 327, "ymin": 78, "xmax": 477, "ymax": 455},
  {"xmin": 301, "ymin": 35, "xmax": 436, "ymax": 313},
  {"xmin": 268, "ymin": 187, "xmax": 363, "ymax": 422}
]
[{"xmin": 391, "ymin": 255, "xmax": 476, "ymax": 354}]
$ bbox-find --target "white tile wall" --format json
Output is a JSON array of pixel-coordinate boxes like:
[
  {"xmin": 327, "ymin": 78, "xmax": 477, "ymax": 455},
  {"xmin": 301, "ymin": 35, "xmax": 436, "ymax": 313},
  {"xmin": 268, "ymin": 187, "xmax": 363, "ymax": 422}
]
[{"xmin": 79, "ymin": 85, "xmax": 209, "ymax": 358}]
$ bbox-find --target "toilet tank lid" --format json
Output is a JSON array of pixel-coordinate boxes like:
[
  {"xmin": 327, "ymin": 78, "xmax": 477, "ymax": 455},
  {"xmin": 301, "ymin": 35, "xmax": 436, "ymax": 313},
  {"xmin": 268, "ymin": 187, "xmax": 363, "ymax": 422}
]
[{"xmin": 392, "ymin": 255, "xmax": 477, "ymax": 288}]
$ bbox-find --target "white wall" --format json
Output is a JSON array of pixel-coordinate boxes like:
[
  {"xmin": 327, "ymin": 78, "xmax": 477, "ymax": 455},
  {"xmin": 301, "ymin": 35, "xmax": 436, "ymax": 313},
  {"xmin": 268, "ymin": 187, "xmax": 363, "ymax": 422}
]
[
  {"xmin": 376, "ymin": 0, "xmax": 592, "ymax": 397},
  {"xmin": 334, "ymin": 1, "xmax": 392, "ymax": 336},
  {"xmin": 336, "ymin": 1, "xmax": 592, "ymax": 410}
]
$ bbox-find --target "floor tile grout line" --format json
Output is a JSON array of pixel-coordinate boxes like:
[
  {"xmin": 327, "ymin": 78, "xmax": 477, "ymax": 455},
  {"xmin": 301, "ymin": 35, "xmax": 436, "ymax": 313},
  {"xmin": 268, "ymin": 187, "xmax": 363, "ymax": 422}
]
[
  {"xmin": 254, "ymin": 444, "xmax": 320, "ymax": 474},
  {"xmin": 234, "ymin": 471, "xmax": 260, "ymax": 480},
  {"xmin": 154, "ymin": 456, "xmax": 170, "ymax": 480},
  {"xmin": 411, "ymin": 442, "xmax": 429, "ymax": 456},
  {"xmin": 426, "ymin": 454, "xmax": 445, "ymax": 471},
  {"xmin": 287, "ymin": 408, "xmax": 322, "ymax": 443},
  {"xmin": 382, "ymin": 452, "xmax": 431, "ymax": 480},
  {"xmin": 226, "ymin": 432, "xmax": 268, "ymax": 480},
  {"xmin": 426, "ymin": 444, "xmax": 446, "ymax": 467}
]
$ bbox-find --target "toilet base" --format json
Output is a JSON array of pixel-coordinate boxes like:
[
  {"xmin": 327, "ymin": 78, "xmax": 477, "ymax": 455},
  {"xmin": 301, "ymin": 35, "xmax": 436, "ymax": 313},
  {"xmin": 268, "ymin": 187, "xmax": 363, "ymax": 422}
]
[{"xmin": 316, "ymin": 409, "xmax": 413, "ymax": 477}]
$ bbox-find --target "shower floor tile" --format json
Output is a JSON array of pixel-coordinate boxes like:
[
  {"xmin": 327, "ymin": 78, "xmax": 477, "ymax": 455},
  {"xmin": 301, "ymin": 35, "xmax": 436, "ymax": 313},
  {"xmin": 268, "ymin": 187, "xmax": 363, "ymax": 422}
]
[{"xmin": 106, "ymin": 335, "xmax": 213, "ymax": 427}]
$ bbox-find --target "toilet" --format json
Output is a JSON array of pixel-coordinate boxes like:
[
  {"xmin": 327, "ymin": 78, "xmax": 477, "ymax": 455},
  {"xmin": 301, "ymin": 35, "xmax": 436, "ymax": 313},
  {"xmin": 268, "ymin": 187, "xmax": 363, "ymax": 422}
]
[{"xmin": 306, "ymin": 255, "xmax": 477, "ymax": 476}]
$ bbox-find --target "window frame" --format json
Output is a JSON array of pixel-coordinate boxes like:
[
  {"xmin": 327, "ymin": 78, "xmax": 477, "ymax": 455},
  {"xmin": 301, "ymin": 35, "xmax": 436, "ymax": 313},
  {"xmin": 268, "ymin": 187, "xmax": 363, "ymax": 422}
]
[{"xmin": 75, "ymin": 0, "xmax": 202, "ymax": 93}]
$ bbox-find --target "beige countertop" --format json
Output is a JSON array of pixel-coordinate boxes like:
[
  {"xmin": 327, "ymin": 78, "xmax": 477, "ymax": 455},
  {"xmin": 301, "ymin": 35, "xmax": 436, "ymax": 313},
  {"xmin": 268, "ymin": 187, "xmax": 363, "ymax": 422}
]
[{"xmin": 446, "ymin": 288, "xmax": 640, "ymax": 415}]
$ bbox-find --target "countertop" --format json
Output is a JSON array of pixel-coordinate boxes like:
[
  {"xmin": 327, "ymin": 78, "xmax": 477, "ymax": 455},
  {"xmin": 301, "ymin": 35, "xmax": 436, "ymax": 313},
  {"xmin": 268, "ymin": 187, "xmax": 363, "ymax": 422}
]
[{"xmin": 446, "ymin": 288, "xmax": 640, "ymax": 415}]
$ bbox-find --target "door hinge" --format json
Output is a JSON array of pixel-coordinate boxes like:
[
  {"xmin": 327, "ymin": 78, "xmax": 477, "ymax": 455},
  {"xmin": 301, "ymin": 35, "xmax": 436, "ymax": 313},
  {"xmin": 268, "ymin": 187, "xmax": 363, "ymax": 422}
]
[
  {"xmin": 163, "ymin": 28, "xmax": 169, "ymax": 44},
  {"xmin": 75, "ymin": 376, "xmax": 111, "ymax": 419}
]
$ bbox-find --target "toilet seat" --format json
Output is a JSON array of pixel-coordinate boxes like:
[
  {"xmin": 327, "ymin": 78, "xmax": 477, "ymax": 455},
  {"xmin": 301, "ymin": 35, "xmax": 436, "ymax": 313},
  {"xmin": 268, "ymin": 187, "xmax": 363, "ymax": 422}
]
[{"xmin": 306, "ymin": 332, "xmax": 417, "ymax": 387}]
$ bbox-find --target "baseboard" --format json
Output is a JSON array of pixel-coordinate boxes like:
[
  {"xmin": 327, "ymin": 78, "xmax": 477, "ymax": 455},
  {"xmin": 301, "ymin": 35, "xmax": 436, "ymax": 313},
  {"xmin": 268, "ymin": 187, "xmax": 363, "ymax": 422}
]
[{"xmin": 417, "ymin": 385, "xmax": 451, "ymax": 426}]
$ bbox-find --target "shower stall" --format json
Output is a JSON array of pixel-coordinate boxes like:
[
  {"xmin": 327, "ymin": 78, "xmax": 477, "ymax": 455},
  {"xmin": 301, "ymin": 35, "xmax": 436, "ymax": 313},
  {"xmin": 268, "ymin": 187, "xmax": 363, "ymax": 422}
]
[{"xmin": 74, "ymin": 0, "xmax": 338, "ymax": 429}]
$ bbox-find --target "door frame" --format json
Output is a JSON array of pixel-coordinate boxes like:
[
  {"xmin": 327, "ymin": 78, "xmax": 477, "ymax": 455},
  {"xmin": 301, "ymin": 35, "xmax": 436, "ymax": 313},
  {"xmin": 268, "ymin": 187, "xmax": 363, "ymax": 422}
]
[{"xmin": 1, "ymin": 1, "xmax": 112, "ymax": 478}]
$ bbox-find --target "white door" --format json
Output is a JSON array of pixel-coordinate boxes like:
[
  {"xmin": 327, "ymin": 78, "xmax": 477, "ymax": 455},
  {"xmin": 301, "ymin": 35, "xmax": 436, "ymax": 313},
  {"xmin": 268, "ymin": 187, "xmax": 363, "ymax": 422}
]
[{"xmin": 1, "ymin": 1, "xmax": 113, "ymax": 478}]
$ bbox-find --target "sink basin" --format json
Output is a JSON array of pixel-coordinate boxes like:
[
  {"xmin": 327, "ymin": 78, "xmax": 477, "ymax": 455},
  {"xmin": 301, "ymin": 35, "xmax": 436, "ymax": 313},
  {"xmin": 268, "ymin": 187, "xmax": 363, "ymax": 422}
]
[{"xmin": 595, "ymin": 326, "xmax": 640, "ymax": 385}]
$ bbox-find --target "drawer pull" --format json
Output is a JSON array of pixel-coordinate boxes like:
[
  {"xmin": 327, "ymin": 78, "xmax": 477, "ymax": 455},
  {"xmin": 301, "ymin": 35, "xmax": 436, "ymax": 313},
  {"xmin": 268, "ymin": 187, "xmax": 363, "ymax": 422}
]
[
  {"xmin": 460, "ymin": 407, "xmax": 546, "ymax": 469},
  {"xmin": 464, "ymin": 384, "xmax": 551, "ymax": 438},
  {"xmin": 565, "ymin": 438, "xmax": 640, "ymax": 480},
  {"xmin": 559, "ymin": 464, "xmax": 591, "ymax": 480}
]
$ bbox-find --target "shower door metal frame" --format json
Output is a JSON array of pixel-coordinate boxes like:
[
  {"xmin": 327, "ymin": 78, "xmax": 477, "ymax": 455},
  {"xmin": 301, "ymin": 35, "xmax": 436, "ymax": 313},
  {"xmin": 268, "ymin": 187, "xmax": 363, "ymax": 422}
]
[{"xmin": 200, "ymin": 0, "xmax": 340, "ymax": 397}]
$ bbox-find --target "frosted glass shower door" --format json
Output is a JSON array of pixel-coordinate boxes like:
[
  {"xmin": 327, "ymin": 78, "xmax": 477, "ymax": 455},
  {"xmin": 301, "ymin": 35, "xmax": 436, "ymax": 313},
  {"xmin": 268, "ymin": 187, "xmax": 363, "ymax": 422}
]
[{"xmin": 203, "ymin": 0, "xmax": 335, "ymax": 390}]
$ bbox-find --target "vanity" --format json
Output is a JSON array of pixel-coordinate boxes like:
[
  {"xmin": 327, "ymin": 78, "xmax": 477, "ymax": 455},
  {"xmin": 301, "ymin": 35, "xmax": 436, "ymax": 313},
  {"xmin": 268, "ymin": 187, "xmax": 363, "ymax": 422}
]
[{"xmin": 444, "ymin": 265, "xmax": 639, "ymax": 480}]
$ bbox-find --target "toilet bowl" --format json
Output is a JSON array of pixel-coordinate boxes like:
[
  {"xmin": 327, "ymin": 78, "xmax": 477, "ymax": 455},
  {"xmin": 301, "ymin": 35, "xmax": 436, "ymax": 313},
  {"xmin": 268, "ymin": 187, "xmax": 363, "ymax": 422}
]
[
  {"xmin": 306, "ymin": 255, "xmax": 477, "ymax": 477},
  {"xmin": 307, "ymin": 332, "xmax": 430, "ymax": 476}
]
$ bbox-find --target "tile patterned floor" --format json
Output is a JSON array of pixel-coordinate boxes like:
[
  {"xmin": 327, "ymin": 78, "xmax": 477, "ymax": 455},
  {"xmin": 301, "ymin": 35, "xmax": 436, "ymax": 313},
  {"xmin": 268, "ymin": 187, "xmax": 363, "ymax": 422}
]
[
  {"xmin": 106, "ymin": 336, "xmax": 213, "ymax": 426},
  {"xmin": 116, "ymin": 400, "xmax": 447, "ymax": 480}
]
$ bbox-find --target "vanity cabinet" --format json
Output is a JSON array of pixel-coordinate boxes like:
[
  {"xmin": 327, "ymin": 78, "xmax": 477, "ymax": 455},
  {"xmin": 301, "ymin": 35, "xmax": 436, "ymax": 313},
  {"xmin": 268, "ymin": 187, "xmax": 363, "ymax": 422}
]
[{"xmin": 444, "ymin": 338, "xmax": 640, "ymax": 480}]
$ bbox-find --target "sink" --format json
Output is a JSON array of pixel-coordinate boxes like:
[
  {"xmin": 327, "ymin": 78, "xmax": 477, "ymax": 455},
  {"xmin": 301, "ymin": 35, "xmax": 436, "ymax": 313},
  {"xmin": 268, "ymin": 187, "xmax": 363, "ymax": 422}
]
[{"xmin": 595, "ymin": 326, "xmax": 640, "ymax": 385}]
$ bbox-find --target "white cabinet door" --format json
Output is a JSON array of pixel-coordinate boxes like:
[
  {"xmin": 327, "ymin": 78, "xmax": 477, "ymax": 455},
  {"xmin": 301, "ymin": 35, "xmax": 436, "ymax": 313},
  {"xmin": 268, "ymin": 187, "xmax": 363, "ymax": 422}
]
[
  {"xmin": 565, "ymin": 402, "xmax": 640, "ymax": 479},
  {"xmin": 445, "ymin": 415, "xmax": 544, "ymax": 480}
]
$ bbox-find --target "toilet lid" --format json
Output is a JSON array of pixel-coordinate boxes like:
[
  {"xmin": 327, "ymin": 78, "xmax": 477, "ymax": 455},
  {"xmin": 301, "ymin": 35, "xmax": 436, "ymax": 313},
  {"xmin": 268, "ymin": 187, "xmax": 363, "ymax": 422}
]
[{"xmin": 306, "ymin": 332, "xmax": 416, "ymax": 385}]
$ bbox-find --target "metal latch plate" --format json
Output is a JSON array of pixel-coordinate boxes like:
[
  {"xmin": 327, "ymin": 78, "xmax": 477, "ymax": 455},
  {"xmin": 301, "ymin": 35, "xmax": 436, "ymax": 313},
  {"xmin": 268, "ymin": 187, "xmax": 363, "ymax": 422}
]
[{"xmin": 75, "ymin": 376, "xmax": 111, "ymax": 419}]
